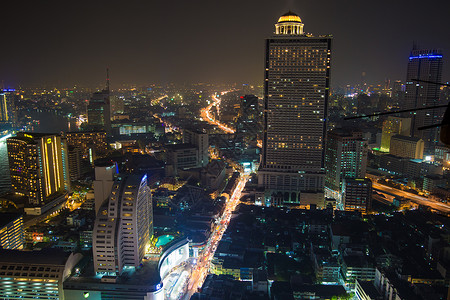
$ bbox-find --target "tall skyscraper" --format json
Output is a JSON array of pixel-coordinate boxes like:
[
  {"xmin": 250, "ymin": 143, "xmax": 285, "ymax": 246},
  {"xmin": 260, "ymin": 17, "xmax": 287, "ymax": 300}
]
[
  {"xmin": 404, "ymin": 48, "xmax": 443, "ymax": 151},
  {"xmin": 0, "ymin": 89, "xmax": 16, "ymax": 127},
  {"xmin": 236, "ymin": 95, "xmax": 261, "ymax": 144},
  {"xmin": 258, "ymin": 11, "xmax": 332, "ymax": 206},
  {"xmin": 92, "ymin": 174, "xmax": 153, "ymax": 276},
  {"xmin": 87, "ymin": 90, "xmax": 111, "ymax": 134},
  {"xmin": 324, "ymin": 128, "xmax": 368, "ymax": 204},
  {"xmin": 7, "ymin": 132, "xmax": 70, "ymax": 205}
]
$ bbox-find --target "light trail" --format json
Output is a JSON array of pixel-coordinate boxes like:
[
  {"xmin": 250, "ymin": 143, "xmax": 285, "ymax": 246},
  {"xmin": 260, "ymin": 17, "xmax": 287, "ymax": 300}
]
[
  {"xmin": 200, "ymin": 94, "xmax": 235, "ymax": 134},
  {"xmin": 372, "ymin": 182, "xmax": 450, "ymax": 214}
]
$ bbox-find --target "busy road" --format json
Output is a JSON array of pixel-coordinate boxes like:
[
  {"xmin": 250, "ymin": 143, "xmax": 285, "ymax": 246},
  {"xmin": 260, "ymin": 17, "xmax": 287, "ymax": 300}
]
[{"xmin": 372, "ymin": 181, "xmax": 450, "ymax": 214}]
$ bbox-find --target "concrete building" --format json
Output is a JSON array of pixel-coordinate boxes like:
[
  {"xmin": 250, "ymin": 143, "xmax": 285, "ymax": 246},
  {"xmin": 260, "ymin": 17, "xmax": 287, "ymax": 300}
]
[
  {"xmin": 258, "ymin": 11, "xmax": 332, "ymax": 207},
  {"xmin": 342, "ymin": 178, "xmax": 372, "ymax": 213},
  {"xmin": 67, "ymin": 146, "xmax": 82, "ymax": 181},
  {"xmin": 0, "ymin": 89, "xmax": 16, "ymax": 127},
  {"xmin": 404, "ymin": 49, "xmax": 443, "ymax": 151},
  {"xmin": 380, "ymin": 117, "xmax": 411, "ymax": 152},
  {"xmin": 65, "ymin": 131, "xmax": 108, "ymax": 162},
  {"xmin": 0, "ymin": 213, "xmax": 24, "ymax": 250},
  {"xmin": 87, "ymin": 90, "xmax": 111, "ymax": 134},
  {"xmin": 389, "ymin": 135, "xmax": 424, "ymax": 159},
  {"xmin": 183, "ymin": 128, "xmax": 209, "ymax": 167},
  {"xmin": 93, "ymin": 163, "xmax": 117, "ymax": 215},
  {"xmin": 0, "ymin": 249, "xmax": 81, "ymax": 300},
  {"xmin": 7, "ymin": 132, "xmax": 70, "ymax": 205},
  {"xmin": 165, "ymin": 143, "xmax": 199, "ymax": 176},
  {"xmin": 324, "ymin": 128, "xmax": 368, "ymax": 204},
  {"xmin": 92, "ymin": 174, "xmax": 153, "ymax": 276}
]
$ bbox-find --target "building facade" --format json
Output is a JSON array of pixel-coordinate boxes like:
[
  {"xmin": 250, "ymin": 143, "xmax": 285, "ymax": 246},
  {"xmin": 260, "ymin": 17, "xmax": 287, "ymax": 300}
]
[
  {"xmin": 0, "ymin": 213, "xmax": 24, "ymax": 250},
  {"xmin": 0, "ymin": 89, "xmax": 16, "ymax": 127},
  {"xmin": 65, "ymin": 131, "xmax": 108, "ymax": 162},
  {"xmin": 87, "ymin": 90, "xmax": 111, "ymax": 134},
  {"xmin": 324, "ymin": 129, "xmax": 368, "ymax": 204},
  {"xmin": 7, "ymin": 132, "xmax": 70, "ymax": 205},
  {"xmin": 389, "ymin": 135, "xmax": 424, "ymax": 159},
  {"xmin": 380, "ymin": 116, "xmax": 411, "ymax": 152},
  {"xmin": 92, "ymin": 174, "xmax": 153, "ymax": 276},
  {"xmin": 183, "ymin": 129, "xmax": 209, "ymax": 167},
  {"xmin": 258, "ymin": 11, "xmax": 332, "ymax": 207},
  {"xmin": 404, "ymin": 49, "xmax": 443, "ymax": 151},
  {"xmin": 342, "ymin": 178, "xmax": 372, "ymax": 213},
  {"xmin": 0, "ymin": 249, "xmax": 81, "ymax": 300}
]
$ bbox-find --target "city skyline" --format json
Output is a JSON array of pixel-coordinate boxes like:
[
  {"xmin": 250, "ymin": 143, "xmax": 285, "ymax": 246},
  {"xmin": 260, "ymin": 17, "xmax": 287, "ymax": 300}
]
[{"xmin": 0, "ymin": 0, "xmax": 449, "ymax": 88}]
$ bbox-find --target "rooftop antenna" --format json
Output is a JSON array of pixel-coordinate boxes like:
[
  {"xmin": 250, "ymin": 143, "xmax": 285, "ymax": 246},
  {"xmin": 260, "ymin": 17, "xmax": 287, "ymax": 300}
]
[{"xmin": 106, "ymin": 68, "xmax": 110, "ymax": 92}]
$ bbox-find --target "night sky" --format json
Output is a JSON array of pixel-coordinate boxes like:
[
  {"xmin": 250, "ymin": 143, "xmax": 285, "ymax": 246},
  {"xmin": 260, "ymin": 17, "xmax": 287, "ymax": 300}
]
[{"xmin": 1, "ymin": 0, "xmax": 450, "ymax": 89}]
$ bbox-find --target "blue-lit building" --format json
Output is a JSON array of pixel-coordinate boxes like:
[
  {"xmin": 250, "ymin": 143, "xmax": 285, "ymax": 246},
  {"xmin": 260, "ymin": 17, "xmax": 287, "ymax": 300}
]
[{"xmin": 404, "ymin": 49, "xmax": 443, "ymax": 151}]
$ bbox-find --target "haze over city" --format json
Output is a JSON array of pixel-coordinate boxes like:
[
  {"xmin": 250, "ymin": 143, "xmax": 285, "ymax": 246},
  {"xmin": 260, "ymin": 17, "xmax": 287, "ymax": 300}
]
[{"xmin": 1, "ymin": 0, "xmax": 449, "ymax": 88}]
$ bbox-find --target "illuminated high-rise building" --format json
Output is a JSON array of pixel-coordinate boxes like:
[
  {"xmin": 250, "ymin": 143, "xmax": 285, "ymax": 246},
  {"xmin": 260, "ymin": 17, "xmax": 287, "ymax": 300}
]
[
  {"xmin": 65, "ymin": 131, "xmax": 108, "ymax": 162},
  {"xmin": 92, "ymin": 174, "xmax": 153, "ymax": 276},
  {"xmin": 7, "ymin": 132, "xmax": 70, "ymax": 205},
  {"xmin": 324, "ymin": 128, "xmax": 368, "ymax": 204},
  {"xmin": 258, "ymin": 11, "xmax": 332, "ymax": 206},
  {"xmin": 404, "ymin": 48, "xmax": 443, "ymax": 151},
  {"xmin": 0, "ymin": 213, "xmax": 24, "ymax": 250},
  {"xmin": 380, "ymin": 116, "xmax": 411, "ymax": 152},
  {"xmin": 0, "ymin": 89, "xmax": 17, "ymax": 127},
  {"xmin": 87, "ymin": 90, "xmax": 111, "ymax": 134}
]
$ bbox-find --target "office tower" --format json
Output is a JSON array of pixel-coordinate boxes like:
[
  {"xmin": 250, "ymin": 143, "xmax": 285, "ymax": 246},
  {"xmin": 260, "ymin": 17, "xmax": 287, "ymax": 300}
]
[
  {"xmin": 92, "ymin": 174, "xmax": 152, "ymax": 276},
  {"xmin": 342, "ymin": 178, "xmax": 372, "ymax": 213},
  {"xmin": 0, "ymin": 249, "xmax": 82, "ymax": 300},
  {"xmin": 183, "ymin": 128, "xmax": 209, "ymax": 167},
  {"xmin": 404, "ymin": 49, "xmax": 443, "ymax": 150},
  {"xmin": 389, "ymin": 135, "xmax": 424, "ymax": 159},
  {"xmin": 165, "ymin": 143, "xmax": 199, "ymax": 176},
  {"xmin": 67, "ymin": 146, "xmax": 82, "ymax": 180},
  {"xmin": 7, "ymin": 132, "xmax": 70, "ymax": 205},
  {"xmin": 0, "ymin": 213, "xmax": 24, "ymax": 250},
  {"xmin": 324, "ymin": 129, "xmax": 368, "ymax": 203},
  {"xmin": 258, "ymin": 11, "xmax": 332, "ymax": 206},
  {"xmin": 93, "ymin": 163, "xmax": 117, "ymax": 214},
  {"xmin": 380, "ymin": 116, "xmax": 411, "ymax": 152},
  {"xmin": 236, "ymin": 95, "xmax": 261, "ymax": 143},
  {"xmin": 87, "ymin": 90, "xmax": 111, "ymax": 134},
  {"xmin": 0, "ymin": 89, "xmax": 16, "ymax": 127},
  {"xmin": 65, "ymin": 131, "xmax": 108, "ymax": 162}
]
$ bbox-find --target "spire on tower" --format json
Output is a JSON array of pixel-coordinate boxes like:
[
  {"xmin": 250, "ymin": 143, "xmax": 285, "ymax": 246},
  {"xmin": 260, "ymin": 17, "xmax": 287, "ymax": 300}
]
[{"xmin": 106, "ymin": 68, "xmax": 110, "ymax": 92}]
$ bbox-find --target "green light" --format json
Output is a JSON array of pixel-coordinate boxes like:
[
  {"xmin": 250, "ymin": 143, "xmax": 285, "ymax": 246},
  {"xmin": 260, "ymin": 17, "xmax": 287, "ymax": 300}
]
[{"xmin": 84, "ymin": 292, "xmax": 90, "ymax": 298}]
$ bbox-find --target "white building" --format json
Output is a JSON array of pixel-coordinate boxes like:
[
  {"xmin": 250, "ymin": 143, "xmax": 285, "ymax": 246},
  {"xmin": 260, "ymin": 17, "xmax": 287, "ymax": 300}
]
[{"xmin": 93, "ymin": 174, "xmax": 153, "ymax": 276}]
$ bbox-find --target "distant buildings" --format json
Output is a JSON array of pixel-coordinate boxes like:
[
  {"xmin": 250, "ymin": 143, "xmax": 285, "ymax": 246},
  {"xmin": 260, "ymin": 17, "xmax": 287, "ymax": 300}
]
[
  {"xmin": 258, "ymin": 11, "xmax": 332, "ymax": 207},
  {"xmin": 7, "ymin": 132, "xmax": 70, "ymax": 205},
  {"xmin": 0, "ymin": 89, "xmax": 16, "ymax": 127},
  {"xmin": 236, "ymin": 94, "xmax": 261, "ymax": 143},
  {"xmin": 92, "ymin": 174, "xmax": 153, "ymax": 276},
  {"xmin": 324, "ymin": 128, "xmax": 368, "ymax": 204},
  {"xmin": 404, "ymin": 48, "xmax": 443, "ymax": 151},
  {"xmin": 87, "ymin": 90, "xmax": 111, "ymax": 134}
]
